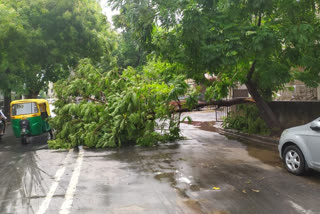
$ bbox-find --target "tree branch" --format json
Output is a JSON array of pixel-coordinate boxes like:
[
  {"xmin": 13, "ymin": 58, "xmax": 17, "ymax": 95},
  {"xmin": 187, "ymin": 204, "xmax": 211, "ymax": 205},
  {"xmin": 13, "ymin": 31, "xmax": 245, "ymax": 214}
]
[
  {"xmin": 173, "ymin": 97, "xmax": 255, "ymax": 112},
  {"xmin": 246, "ymin": 13, "xmax": 261, "ymax": 83},
  {"xmin": 247, "ymin": 60, "xmax": 256, "ymax": 81},
  {"xmin": 258, "ymin": 13, "xmax": 262, "ymax": 27},
  {"xmin": 79, "ymin": 97, "xmax": 107, "ymax": 104}
]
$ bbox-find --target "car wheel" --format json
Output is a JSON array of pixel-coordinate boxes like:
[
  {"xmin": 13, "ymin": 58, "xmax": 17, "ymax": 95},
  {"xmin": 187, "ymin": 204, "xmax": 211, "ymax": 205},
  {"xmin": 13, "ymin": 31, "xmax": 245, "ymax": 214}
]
[{"xmin": 283, "ymin": 145, "xmax": 305, "ymax": 175}]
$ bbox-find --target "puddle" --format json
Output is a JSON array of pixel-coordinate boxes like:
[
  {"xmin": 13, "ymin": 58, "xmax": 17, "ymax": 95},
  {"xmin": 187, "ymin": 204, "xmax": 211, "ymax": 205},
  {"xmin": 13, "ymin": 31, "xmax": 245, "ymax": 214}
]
[
  {"xmin": 246, "ymin": 145, "xmax": 282, "ymax": 167},
  {"xmin": 190, "ymin": 184, "xmax": 200, "ymax": 191},
  {"xmin": 183, "ymin": 199, "xmax": 203, "ymax": 213},
  {"xmin": 175, "ymin": 187, "xmax": 189, "ymax": 198},
  {"xmin": 225, "ymin": 136, "xmax": 282, "ymax": 168},
  {"xmin": 112, "ymin": 205, "xmax": 145, "ymax": 214},
  {"xmin": 182, "ymin": 121, "xmax": 219, "ymax": 132},
  {"xmin": 210, "ymin": 211, "xmax": 230, "ymax": 214},
  {"xmin": 304, "ymin": 171, "xmax": 320, "ymax": 184},
  {"xmin": 163, "ymin": 159, "xmax": 172, "ymax": 164},
  {"xmin": 183, "ymin": 121, "xmax": 282, "ymax": 168},
  {"xmin": 154, "ymin": 172, "xmax": 177, "ymax": 186}
]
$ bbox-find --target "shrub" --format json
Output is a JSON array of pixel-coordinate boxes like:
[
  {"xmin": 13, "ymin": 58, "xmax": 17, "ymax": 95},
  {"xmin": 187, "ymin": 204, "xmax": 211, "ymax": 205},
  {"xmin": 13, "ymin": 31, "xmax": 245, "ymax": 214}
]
[{"xmin": 223, "ymin": 104, "xmax": 271, "ymax": 136}]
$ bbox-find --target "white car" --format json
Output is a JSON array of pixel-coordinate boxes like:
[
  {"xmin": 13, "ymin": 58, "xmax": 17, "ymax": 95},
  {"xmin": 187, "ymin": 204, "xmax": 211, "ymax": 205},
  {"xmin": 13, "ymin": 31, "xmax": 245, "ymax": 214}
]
[{"xmin": 279, "ymin": 118, "xmax": 320, "ymax": 175}]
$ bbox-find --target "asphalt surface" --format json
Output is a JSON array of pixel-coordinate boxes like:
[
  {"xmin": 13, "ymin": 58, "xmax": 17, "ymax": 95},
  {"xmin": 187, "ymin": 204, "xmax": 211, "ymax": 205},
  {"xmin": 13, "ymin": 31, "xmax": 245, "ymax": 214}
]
[{"xmin": 0, "ymin": 111, "xmax": 320, "ymax": 214}]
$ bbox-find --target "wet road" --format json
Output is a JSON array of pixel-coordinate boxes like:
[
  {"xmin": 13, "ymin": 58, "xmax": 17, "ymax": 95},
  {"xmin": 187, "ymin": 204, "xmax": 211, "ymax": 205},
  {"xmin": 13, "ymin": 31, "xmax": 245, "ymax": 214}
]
[{"xmin": 0, "ymin": 111, "xmax": 320, "ymax": 214}]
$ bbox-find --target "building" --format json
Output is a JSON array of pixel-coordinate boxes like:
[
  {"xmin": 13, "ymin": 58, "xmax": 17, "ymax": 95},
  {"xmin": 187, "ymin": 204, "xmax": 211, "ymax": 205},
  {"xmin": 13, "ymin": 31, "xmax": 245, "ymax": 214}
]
[
  {"xmin": 232, "ymin": 81, "xmax": 320, "ymax": 101},
  {"xmin": 47, "ymin": 82, "xmax": 55, "ymax": 98},
  {"xmin": 275, "ymin": 80, "xmax": 320, "ymax": 101}
]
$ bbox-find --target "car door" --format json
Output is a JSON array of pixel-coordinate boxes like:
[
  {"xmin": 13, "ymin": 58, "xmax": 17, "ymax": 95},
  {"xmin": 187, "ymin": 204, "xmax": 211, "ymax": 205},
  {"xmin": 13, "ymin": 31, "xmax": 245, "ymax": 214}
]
[{"xmin": 302, "ymin": 121, "xmax": 320, "ymax": 167}]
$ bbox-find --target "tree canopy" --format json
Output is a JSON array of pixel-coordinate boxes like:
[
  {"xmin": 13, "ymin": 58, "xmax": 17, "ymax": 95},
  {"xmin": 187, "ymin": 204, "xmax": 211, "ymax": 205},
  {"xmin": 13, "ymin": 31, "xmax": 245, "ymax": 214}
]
[
  {"xmin": 3, "ymin": 0, "xmax": 320, "ymax": 148},
  {"xmin": 49, "ymin": 59, "xmax": 191, "ymax": 148},
  {"xmin": 1, "ymin": 0, "xmax": 117, "ymax": 97},
  {"xmin": 108, "ymin": 0, "xmax": 320, "ymax": 130},
  {"xmin": 0, "ymin": 3, "xmax": 26, "ymax": 95}
]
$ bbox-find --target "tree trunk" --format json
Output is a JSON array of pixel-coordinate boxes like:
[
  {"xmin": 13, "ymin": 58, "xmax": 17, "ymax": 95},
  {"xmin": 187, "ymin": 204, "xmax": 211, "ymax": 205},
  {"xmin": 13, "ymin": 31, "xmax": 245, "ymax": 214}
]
[
  {"xmin": 26, "ymin": 90, "xmax": 40, "ymax": 99},
  {"xmin": 244, "ymin": 60, "xmax": 282, "ymax": 133},
  {"xmin": 245, "ymin": 81, "xmax": 281, "ymax": 132},
  {"xmin": 4, "ymin": 91, "xmax": 11, "ymax": 121},
  {"xmin": 173, "ymin": 97, "xmax": 255, "ymax": 112}
]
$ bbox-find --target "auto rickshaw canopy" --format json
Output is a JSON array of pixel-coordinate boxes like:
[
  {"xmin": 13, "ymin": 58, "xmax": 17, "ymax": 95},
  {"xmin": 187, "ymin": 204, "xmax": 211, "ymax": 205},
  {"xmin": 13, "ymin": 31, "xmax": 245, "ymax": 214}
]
[{"xmin": 10, "ymin": 99, "xmax": 51, "ymax": 117}]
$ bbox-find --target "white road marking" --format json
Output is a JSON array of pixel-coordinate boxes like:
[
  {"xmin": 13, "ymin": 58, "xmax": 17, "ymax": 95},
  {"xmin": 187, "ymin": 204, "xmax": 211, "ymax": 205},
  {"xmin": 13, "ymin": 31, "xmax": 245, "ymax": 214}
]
[
  {"xmin": 59, "ymin": 148, "xmax": 84, "ymax": 214},
  {"xmin": 288, "ymin": 200, "xmax": 314, "ymax": 214},
  {"xmin": 36, "ymin": 150, "xmax": 73, "ymax": 214}
]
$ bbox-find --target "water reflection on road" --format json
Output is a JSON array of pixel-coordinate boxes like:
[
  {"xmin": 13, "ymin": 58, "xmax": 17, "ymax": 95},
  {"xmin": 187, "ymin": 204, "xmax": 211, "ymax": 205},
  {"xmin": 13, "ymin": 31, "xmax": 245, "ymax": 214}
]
[
  {"xmin": 0, "ymin": 111, "xmax": 320, "ymax": 214},
  {"xmin": 0, "ymin": 126, "xmax": 68, "ymax": 214}
]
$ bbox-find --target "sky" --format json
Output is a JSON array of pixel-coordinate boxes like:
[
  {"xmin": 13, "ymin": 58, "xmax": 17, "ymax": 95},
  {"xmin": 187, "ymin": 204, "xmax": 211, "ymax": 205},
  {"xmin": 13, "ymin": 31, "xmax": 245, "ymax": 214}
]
[{"xmin": 99, "ymin": 0, "xmax": 119, "ymax": 26}]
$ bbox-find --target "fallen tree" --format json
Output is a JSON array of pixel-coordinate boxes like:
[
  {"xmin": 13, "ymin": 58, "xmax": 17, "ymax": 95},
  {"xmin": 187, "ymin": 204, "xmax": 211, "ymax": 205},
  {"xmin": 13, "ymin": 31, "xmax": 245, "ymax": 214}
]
[
  {"xmin": 49, "ymin": 59, "xmax": 191, "ymax": 149},
  {"xmin": 172, "ymin": 98, "xmax": 255, "ymax": 112}
]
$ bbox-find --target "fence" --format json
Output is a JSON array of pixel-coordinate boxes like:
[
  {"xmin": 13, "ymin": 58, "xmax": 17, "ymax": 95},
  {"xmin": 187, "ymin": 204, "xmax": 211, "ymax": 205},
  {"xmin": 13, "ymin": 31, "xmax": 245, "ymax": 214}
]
[
  {"xmin": 212, "ymin": 101, "xmax": 320, "ymax": 128},
  {"xmin": 203, "ymin": 105, "xmax": 230, "ymax": 122},
  {"xmin": 215, "ymin": 106, "xmax": 230, "ymax": 122}
]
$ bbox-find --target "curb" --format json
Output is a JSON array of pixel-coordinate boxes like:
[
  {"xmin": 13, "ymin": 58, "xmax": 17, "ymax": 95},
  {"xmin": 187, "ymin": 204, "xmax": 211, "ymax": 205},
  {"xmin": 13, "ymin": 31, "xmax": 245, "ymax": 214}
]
[{"xmin": 213, "ymin": 125, "xmax": 279, "ymax": 147}]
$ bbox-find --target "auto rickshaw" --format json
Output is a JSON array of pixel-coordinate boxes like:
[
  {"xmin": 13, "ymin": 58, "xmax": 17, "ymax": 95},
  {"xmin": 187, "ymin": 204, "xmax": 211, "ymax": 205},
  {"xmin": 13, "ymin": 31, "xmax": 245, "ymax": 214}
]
[{"xmin": 10, "ymin": 99, "xmax": 53, "ymax": 144}]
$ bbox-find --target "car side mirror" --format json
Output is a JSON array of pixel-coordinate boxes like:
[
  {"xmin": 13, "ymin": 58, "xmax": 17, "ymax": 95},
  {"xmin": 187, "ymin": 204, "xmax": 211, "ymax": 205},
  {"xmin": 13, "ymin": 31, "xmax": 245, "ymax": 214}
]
[{"xmin": 310, "ymin": 121, "xmax": 320, "ymax": 131}]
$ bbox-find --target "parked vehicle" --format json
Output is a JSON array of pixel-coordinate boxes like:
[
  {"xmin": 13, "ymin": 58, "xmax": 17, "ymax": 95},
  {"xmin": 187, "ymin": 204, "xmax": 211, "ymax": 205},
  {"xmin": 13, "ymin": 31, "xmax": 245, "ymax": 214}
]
[
  {"xmin": 10, "ymin": 99, "xmax": 53, "ymax": 144},
  {"xmin": 0, "ymin": 110, "xmax": 7, "ymax": 140},
  {"xmin": 0, "ymin": 119, "xmax": 5, "ymax": 140},
  {"xmin": 279, "ymin": 118, "xmax": 320, "ymax": 175}
]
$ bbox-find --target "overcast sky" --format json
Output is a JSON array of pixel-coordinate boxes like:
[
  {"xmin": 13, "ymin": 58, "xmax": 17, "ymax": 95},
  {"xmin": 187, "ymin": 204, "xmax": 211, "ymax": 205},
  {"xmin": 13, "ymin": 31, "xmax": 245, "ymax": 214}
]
[{"xmin": 99, "ymin": 0, "xmax": 119, "ymax": 26}]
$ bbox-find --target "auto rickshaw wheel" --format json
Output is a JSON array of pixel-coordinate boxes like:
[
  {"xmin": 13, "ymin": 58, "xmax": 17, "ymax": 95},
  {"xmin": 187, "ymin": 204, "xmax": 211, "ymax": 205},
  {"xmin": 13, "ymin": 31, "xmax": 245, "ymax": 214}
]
[
  {"xmin": 48, "ymin": 129, "xmax": 54, "ymax": 140},
  {"xmin": 21, "ymin": 136, "xmax": 27, "ymax": 145}
]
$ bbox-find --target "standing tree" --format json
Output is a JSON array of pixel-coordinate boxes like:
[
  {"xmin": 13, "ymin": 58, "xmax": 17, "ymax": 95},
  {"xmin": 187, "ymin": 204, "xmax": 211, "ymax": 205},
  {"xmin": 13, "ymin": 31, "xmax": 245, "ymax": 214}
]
[
  {"xmin": 0, "ymin": 3, "xmax": 27, "ymax": 116},
  {"xmin": 110, "ymin": 0, "xmax": 157, "ymax": 70},
  {"xmin": 1, "ymin": 0, "xmax": 117, "ymax": 98},
  {"xmin": 109, "ymin": 0, "xmax": 320, "ymax": 131}
]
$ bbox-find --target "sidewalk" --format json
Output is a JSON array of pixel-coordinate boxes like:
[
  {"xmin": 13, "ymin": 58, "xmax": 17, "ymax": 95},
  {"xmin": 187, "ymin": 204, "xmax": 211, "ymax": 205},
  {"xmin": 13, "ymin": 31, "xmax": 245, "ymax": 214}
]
[
  {"xmin": 181, "ymin": 110, "xmax": 279, "ymax": 147},
  {"xmin": 213, "ymin": 122, "xmax": 279, "ymax": 146}
]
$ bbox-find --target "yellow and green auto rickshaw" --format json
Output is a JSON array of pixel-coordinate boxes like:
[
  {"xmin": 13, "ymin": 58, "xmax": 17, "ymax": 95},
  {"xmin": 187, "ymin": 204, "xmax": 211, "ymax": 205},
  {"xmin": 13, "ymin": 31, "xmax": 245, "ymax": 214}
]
[{"xmin": 10, "ymin": 99, "xmax": 53, "ymax": 144}]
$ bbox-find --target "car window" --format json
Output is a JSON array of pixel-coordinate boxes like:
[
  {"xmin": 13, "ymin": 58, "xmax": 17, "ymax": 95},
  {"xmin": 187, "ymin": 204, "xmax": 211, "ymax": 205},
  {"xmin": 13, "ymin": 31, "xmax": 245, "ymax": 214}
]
[{"xmin": 12, "ymin": 103, "xmax": 39, "ymax": 116}]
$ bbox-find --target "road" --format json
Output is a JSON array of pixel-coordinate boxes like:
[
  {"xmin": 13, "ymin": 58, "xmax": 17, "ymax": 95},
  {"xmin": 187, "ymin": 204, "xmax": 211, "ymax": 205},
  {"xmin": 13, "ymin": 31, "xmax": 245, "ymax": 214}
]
[{"xmin": 0, "ymin": 111, "xmax": 320, "ymax": 214}]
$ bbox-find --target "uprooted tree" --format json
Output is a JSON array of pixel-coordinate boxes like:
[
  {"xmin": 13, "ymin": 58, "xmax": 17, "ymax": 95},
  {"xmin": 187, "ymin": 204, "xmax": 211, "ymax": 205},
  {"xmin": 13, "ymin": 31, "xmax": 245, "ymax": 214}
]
[
  {"xmin": 49, "ymin": 59, "xmax": 196, "ymax": 148},
  {"xmin": 109, "ymin": 0, "xmax": 320, "ymax": 132}
]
